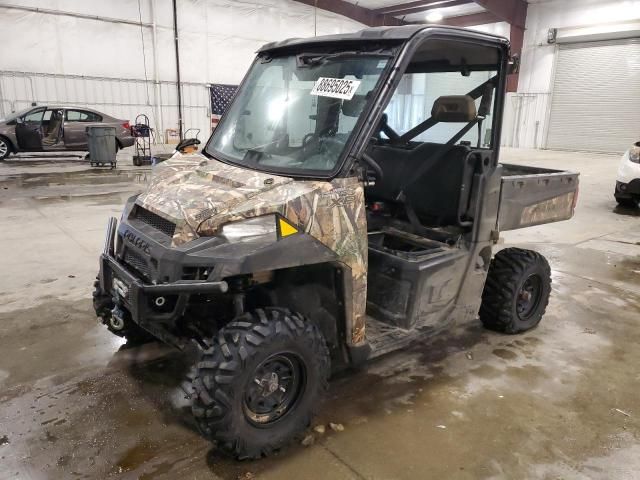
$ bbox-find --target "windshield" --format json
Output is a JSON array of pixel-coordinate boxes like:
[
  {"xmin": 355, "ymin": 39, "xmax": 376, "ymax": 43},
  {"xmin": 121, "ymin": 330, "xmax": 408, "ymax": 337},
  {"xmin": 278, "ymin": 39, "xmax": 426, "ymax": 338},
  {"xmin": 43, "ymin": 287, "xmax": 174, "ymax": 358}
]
[
  {"xmin": 0, "ymin": 107, "xmax": 33, "ymax": 123},
  {"xmin": 206, "ymin": 52, "xmax": 390, "ymax": 176}
]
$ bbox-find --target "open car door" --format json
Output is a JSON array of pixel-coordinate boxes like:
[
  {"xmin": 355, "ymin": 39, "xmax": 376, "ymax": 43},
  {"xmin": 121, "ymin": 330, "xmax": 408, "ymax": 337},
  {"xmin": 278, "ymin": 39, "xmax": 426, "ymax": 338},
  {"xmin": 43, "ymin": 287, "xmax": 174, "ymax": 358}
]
[{"xmin": 15, "ymin": 107, "xmax": 45, "ymax": 151}]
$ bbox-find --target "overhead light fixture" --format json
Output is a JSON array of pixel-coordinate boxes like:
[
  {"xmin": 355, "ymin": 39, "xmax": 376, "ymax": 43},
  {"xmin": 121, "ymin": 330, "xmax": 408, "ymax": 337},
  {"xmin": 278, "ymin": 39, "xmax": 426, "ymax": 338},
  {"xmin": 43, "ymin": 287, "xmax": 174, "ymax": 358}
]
[{"xmin": 426, "ymin": 11, "xmax": 443, "ymax": 22}]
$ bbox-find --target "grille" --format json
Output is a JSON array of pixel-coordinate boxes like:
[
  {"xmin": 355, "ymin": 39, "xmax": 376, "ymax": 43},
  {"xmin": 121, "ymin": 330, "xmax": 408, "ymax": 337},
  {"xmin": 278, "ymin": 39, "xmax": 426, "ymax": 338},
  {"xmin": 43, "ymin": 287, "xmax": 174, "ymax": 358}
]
[
  {"xmin": 124, "ymin": 249, "xmax": 150, "ymax": 278},
  {"xmin": 134, "ymin": 207, "xmax": 176, "ymax": 237}
]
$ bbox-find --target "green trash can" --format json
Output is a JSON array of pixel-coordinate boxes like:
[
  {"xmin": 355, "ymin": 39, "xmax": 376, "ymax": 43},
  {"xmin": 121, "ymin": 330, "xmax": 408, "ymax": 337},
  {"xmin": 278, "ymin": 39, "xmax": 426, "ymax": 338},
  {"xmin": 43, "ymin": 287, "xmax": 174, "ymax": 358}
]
[{"xmin": 86, "ymin": 126, "xmax": 117, "ymax": 168}]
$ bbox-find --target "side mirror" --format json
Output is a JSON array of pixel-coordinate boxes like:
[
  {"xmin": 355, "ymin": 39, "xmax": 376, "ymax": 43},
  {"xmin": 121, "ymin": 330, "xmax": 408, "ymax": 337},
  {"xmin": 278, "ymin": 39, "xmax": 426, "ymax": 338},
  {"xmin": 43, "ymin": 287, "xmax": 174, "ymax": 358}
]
[
  {"xmin": 508, "ymin": 54, "xmax": 520, "ymax": 75},
  {"xmin": 15, "ymin": 117, "xmax": 24, "ymax": 125},
  {"xmin": 176, "ymin": 137, "xmax": 201, "ymax": 154}
]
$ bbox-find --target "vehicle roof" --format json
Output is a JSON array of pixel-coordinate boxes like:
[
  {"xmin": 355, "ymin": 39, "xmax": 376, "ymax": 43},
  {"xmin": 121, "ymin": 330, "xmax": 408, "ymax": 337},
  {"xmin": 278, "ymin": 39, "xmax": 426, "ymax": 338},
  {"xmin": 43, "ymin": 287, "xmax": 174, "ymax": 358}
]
[
  {"xmin": 258, "ymin": 24, "xmax": 509, "ymax": 54},
  {"xmin": 38, "ymin": 105, "xmax": 105, "ymax": 113},
  {"xmin": 27, "ymin": 105, "xmax": 119, "ymax": 119}
]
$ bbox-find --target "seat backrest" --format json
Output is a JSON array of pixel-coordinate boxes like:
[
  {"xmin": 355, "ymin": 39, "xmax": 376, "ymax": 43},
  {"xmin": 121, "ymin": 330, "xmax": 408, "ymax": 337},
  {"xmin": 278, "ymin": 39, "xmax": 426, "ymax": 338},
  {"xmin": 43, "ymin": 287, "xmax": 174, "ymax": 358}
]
[{"xmin": 366, "ymin": 142, "xmax": 471, "ymax": 225}]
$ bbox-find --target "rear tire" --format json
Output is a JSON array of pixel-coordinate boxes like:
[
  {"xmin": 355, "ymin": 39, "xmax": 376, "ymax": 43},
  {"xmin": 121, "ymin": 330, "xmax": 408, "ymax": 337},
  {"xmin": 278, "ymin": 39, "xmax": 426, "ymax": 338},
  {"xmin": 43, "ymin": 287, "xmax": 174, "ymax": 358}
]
[
  {"xmin": 0, "ymin": 136, "xmax": 12, "ymax": 160},
  {"xmin": 480, "ymin": 248, "xmax": 551, "ymax": 334},
  {"xmin": 191, "ymin": 308, "xmax": 330, "ymax": 459}
]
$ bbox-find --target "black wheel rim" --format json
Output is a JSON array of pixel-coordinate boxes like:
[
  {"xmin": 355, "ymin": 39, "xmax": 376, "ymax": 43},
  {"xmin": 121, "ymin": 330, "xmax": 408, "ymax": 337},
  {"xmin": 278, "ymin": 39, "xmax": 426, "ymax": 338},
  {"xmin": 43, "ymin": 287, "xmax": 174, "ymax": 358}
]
[
  {"xmin": 516, "ymin": 274, "xmax": 542, "ymax": 320},
  {"xmin": 243, "ymin": 352, "xmax": 306, "ymax": 426}
]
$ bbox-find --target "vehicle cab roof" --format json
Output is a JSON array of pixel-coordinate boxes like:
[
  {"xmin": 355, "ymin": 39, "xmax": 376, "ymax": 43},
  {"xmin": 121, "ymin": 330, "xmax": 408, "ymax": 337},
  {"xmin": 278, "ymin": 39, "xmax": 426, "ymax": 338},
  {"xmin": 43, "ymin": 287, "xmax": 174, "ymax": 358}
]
[{"xmin": 258, "ymin": 25, "xmax": 510, "ymax": 54}]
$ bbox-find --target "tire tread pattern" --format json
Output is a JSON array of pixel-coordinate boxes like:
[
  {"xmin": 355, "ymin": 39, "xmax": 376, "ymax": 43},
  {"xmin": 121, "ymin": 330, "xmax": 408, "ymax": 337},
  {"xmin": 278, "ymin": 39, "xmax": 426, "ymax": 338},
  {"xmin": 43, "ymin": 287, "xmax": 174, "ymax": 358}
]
[
  {"xmin": 191, "ymin": 307, "xmax": 330, "ymax": 460},
  {"xmin": 479, "ymin": 248, "xmax": 551, "ymax": 334}
]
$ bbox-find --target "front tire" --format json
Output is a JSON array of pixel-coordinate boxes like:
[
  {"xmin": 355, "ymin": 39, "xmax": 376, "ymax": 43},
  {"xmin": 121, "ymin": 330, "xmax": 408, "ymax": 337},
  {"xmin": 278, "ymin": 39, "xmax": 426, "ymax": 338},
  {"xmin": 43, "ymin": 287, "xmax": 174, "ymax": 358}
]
[
  {"xmin": 191, "ymin": 308, "xmax": 330, "ymax": 459},
  {"xmin": 480, "ymin": 248, "xmax": 551, "ymax": 334},
  {"xmin": 0, "ymin": 137, "xmax": 12, "ymax": 160}
]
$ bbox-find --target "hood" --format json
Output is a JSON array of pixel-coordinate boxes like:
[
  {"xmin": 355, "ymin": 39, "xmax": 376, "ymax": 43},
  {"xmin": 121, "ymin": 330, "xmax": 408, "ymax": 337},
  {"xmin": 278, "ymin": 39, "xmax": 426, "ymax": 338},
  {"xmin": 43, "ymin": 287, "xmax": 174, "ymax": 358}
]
[{"xmin": 136, "ymin": 153, "xmax": 312, "ymax": 243}]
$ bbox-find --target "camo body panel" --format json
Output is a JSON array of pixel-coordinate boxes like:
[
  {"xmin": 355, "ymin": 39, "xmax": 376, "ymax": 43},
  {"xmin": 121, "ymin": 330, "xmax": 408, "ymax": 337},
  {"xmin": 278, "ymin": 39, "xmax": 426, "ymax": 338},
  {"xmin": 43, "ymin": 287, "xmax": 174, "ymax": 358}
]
[{"xmin": 136, "ymin": 153, "xmax": 368, "ymax": 345}]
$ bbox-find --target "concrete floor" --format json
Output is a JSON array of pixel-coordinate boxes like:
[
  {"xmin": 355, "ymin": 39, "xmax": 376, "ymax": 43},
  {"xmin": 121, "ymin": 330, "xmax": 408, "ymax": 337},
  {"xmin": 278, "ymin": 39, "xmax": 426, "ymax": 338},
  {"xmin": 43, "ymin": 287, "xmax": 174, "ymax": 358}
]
[{"xmin": 0, "ymin": 147, "xmax": 639, "ymax": 480}]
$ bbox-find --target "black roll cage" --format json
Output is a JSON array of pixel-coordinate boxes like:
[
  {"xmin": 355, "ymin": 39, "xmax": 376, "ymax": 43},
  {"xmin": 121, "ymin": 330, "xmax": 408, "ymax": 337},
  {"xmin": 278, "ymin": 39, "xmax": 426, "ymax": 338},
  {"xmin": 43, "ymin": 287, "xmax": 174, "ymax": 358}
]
[
  {"xmin": 203, "ymin": 26, "xmax": 510, "ymax": 181},
  {"xmin": 387, "ymin": 75, "xmax": 498, "ymax": 145},
  {"xmin": 343, "ymin": 28, "xmax": 510, "ymax": 179}
]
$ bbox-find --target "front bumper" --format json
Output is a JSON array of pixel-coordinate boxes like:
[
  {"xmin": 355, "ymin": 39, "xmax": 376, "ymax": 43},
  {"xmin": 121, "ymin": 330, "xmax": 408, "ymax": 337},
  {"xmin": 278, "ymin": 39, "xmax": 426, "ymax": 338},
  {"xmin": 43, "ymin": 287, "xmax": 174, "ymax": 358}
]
[
  {"xmin": 615, "ymin": 180, "xmax": 640, "ymax": 199},
  {"xmin": 96, "ymin": 217, "xmax": 228, "ymax": 344}
]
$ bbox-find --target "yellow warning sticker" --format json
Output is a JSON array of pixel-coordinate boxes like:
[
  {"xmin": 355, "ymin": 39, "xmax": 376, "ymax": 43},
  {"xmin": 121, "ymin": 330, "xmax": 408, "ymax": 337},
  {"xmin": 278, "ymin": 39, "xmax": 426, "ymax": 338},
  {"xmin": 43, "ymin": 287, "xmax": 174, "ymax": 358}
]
[{"xmin": 278, "ymin": 218, "xmax": 298, "ymax": 237}]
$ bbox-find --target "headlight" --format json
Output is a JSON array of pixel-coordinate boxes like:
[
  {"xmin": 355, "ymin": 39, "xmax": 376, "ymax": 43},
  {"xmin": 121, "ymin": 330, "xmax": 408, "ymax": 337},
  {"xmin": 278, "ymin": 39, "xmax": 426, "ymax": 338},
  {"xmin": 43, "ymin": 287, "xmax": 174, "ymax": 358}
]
[
  {"xmin": 197, "ymin": 214, "xmax": 300, "ymax": 242},
  {"xmin": 629, "ymin": 147, "xmax": 640, "ymax": 164},
  {"xmin": 219, "ymin": 215, "xmax": 278, "ymax": 243}
]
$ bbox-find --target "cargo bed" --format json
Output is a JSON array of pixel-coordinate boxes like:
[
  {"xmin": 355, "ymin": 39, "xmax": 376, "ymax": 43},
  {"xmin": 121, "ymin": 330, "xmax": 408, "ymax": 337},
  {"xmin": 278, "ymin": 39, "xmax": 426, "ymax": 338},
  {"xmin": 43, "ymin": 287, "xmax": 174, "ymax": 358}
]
[{"xmin": 498, "ymin": 163, "xmax": 579, "ymax": 231}]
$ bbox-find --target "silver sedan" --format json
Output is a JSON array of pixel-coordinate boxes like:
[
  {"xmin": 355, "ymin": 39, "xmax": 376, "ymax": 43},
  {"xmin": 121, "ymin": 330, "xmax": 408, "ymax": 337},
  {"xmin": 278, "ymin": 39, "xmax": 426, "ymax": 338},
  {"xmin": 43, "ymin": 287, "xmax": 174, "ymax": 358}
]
[{"xmin": 0, "ymin": 106, "xmax": 135, "ymax": 160}]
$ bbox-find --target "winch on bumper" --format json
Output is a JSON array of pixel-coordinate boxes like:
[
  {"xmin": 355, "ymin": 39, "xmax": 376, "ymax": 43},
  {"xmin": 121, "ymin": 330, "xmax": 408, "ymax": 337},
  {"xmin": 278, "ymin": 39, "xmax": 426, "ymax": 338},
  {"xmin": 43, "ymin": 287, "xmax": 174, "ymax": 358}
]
[{"xmin": 94, "ymin": 217, "xmax": 229, "ymax": 347}]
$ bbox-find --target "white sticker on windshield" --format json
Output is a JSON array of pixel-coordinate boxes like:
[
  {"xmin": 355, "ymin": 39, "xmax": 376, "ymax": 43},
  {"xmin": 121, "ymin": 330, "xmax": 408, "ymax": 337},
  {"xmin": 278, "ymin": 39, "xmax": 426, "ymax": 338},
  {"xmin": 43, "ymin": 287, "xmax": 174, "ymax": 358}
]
[{"xmin": 310, "ymin": 77, "xmax": 361, "ymax": 100}]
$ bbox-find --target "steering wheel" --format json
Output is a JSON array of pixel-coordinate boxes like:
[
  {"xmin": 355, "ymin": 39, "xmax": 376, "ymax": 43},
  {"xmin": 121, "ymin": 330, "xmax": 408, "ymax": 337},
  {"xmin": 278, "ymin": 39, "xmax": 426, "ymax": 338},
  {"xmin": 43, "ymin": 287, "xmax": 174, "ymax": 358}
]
[
  {"xmin": 302, "ymin": 133, "xmax": 344, "ymax": 154},
  {"xmin": 302, "ymin": 133, "xmax": 317, "ymax": 149},
  {"xmin": 319, "ymin": 136, "xmax": 345, "ymax": 151},
  {"xmin": 361, "ymin": 152, "xmax": 384, "ymax": 182}
]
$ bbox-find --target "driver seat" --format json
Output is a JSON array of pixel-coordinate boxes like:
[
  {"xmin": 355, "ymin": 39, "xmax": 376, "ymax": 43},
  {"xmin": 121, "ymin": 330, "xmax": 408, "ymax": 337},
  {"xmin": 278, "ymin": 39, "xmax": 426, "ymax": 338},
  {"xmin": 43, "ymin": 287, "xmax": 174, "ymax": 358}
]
[
  {"xmin": 42, "ymin": 111, "xmax": 63, "ymax": 146},
  {"xmin": 366, "ymin": 95, "xmax": 478, "ymax": 226}
]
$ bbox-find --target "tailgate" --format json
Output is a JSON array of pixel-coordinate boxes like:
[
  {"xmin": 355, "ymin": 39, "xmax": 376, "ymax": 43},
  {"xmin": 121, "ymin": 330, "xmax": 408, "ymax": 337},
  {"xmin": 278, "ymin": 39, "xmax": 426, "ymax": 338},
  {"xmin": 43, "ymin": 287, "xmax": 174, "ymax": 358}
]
[{"xmin": 498, "ymin": 163, "xmax": 579, "ymax": 231}]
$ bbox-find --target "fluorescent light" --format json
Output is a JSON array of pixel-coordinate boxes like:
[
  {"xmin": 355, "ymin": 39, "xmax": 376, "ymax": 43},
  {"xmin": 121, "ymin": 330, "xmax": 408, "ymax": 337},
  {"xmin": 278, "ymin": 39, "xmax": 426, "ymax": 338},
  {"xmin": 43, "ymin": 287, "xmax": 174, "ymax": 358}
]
[{"xmin": 426, "ymin": 11, "xmax": 443, "ymax": 22}]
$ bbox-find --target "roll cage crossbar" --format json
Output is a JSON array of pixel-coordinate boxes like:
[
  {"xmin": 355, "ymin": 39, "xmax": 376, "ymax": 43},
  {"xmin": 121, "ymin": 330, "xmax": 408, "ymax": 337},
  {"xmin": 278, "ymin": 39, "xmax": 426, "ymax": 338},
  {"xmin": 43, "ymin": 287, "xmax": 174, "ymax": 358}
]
[
  {"xmin": 387, "ymin": 74, "xmax": 498, "ymax": 145},
  {"xmin": 376, "ymin": 75, "xmax": 498, "ymax": 220}
]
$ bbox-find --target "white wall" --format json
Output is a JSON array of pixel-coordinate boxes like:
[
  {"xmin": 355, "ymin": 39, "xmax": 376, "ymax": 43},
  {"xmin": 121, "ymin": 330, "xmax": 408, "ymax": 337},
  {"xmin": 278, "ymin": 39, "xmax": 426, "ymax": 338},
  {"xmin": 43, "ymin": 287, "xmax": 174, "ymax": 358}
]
[
  {"xmin": 0, "ymin": 0, "xmax": 365, "ymax": 139},
  {"xmin": 503, "ymin": 0, "xmax": 640, "ymax": 149},
  {"xmin": 10, "ymin": 0, "xmax": 634, "ymax": 151}
]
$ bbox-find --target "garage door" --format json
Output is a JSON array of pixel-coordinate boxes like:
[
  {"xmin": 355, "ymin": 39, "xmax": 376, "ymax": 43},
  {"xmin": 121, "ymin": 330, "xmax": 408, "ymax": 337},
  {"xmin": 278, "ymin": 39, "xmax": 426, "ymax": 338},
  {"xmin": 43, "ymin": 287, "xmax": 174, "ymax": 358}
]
[{"xmin": 547, "ymin": 37, "xmax": 640, "ymax": 153}]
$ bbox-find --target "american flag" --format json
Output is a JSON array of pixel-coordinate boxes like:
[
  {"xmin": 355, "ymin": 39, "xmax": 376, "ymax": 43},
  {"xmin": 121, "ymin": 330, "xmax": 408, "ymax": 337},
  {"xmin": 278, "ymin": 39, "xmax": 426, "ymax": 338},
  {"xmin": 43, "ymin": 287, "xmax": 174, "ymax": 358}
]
[{"xmin": 210, "ymin": 83, "xmax": 238, "ymax": 130}]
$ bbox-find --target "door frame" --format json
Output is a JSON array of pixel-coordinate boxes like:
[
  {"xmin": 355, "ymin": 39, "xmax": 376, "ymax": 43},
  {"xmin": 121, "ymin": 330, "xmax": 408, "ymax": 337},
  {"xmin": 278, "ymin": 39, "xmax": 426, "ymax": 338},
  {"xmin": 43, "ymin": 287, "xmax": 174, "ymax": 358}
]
[{"xmin": 15, "ymin": 107, "xmax": 46, "ymax": 151}]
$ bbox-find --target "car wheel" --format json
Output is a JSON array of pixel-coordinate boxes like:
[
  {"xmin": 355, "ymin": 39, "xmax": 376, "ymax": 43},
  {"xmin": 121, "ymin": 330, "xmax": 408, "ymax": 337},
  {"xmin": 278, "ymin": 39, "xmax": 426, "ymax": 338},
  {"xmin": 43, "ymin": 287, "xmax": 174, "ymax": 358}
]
[
  {"xmin": 480, "ymin": 248, "xmax": 552, "ymax": 334},
  {"xmin": 191, "ymin": 308, "xmax": 330, "ymax": 459},
  {"xmin": 0, "ymin": 137, "xmax": 11, "ymax": 160}
]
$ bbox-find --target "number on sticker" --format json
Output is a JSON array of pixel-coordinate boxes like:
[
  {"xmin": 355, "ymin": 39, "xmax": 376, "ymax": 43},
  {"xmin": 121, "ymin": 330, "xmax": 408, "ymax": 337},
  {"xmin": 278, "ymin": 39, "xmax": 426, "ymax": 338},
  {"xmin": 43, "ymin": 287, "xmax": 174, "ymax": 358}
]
[{"xmin": 310, "ymin": 77, "xmax": 361, "ymax": 100}]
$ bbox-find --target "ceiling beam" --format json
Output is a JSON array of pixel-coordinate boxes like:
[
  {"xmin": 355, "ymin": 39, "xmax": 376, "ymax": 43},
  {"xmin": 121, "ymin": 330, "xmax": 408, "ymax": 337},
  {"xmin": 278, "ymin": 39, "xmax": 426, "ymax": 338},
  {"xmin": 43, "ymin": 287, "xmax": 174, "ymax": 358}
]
[
  {"xmin": 471, "ymin": 0, "xmax": 526, "ymax": 28},
  {"xmin": 424, "ymin": 11, "xmax": 499, "ymax": 27},
  {"xmin": 472, "ymin": 0, "xmax": 527, "ymax": 92},
  {"xmin": 373, "ymin": 0, "xmax": 466, "ymax": 15},
  {"xmin": 292, "ymin": 0, "xmax": 405, "ymax": 27},
  {"xmin": 507, "ymin": 25, "xmax": 524, "ymax": 92},
  {"xmin": 379, "ymin": 0, "xmax": 473, "ymax": 17}
]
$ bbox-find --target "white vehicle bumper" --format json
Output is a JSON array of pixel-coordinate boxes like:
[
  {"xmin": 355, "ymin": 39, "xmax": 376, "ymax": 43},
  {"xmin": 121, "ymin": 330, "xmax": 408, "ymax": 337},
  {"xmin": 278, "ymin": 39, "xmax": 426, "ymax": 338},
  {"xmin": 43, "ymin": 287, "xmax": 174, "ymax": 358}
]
[
  {"xmin": 615, "ymin": 148, "xmax": 640, "ymax": 199},
  {"xmin": 617, "ymin": 150, "xmax": 640, "ymax": 184}
]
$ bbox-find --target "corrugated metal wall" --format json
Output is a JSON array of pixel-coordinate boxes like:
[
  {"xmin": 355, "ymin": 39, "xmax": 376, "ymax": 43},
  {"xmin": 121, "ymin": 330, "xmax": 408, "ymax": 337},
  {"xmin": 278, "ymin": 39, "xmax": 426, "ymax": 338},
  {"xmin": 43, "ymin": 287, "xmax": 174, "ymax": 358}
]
[
  {"xmin": 0, "ymin": 71, "xmax": 211, "ymax": 142},
  {"xmin": 501, "ymin": 92, "xmax": 551, "ymax": 149},
  {"xmin": 547, "ymin": 38, "xmax": 640, "ymax": 153},
  {"xmin": 0, "ymin": 0, "xmax": 365, "ymax": 144}
]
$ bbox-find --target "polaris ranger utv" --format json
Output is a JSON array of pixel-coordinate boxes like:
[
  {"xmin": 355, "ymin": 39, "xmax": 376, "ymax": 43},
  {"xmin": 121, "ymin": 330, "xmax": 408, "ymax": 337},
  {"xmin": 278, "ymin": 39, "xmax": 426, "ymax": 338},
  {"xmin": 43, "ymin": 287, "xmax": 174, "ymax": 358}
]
[{"xmin": 93, "ymin": 25, "xmax": 579, "ymax": 459}]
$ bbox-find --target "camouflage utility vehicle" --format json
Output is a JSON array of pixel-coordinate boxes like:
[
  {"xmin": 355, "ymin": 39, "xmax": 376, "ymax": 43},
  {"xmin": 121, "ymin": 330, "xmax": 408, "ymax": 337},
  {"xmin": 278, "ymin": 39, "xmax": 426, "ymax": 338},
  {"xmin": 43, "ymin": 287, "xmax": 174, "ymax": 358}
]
[{"xmin": 93, "ymin": 25, "xmax": 579, "ymax": 459}]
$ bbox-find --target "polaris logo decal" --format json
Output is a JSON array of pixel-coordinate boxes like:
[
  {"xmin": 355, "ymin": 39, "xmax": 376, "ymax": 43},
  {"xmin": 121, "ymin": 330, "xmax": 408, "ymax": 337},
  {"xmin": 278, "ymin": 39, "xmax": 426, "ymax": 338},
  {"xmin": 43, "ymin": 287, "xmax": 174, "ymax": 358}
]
[{"xmin": 123, "ymin": 230, "xmax": 151, "ymax": 254}]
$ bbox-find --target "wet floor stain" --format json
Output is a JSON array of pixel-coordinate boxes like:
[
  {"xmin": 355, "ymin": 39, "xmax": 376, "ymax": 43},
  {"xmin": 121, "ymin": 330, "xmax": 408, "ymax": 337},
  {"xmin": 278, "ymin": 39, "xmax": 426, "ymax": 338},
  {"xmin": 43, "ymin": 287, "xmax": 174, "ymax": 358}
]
[
  {"xmin": 113, "ymin": 438, "xmax": 161, "ymax": 474},
  {"xmin": 0, "ymin": 274, "xmax": 638, "ymax": 480},
  {"xmin": 2, "ymin": 155, "xmax": 640, "ymax": 478},
  {"xmin": 0, "ymin": 169, "xmax": 150, "ymax": 189},
  {"xmin": 492, "ymin": 348, "xmax": 518, "ymax": 360}
]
